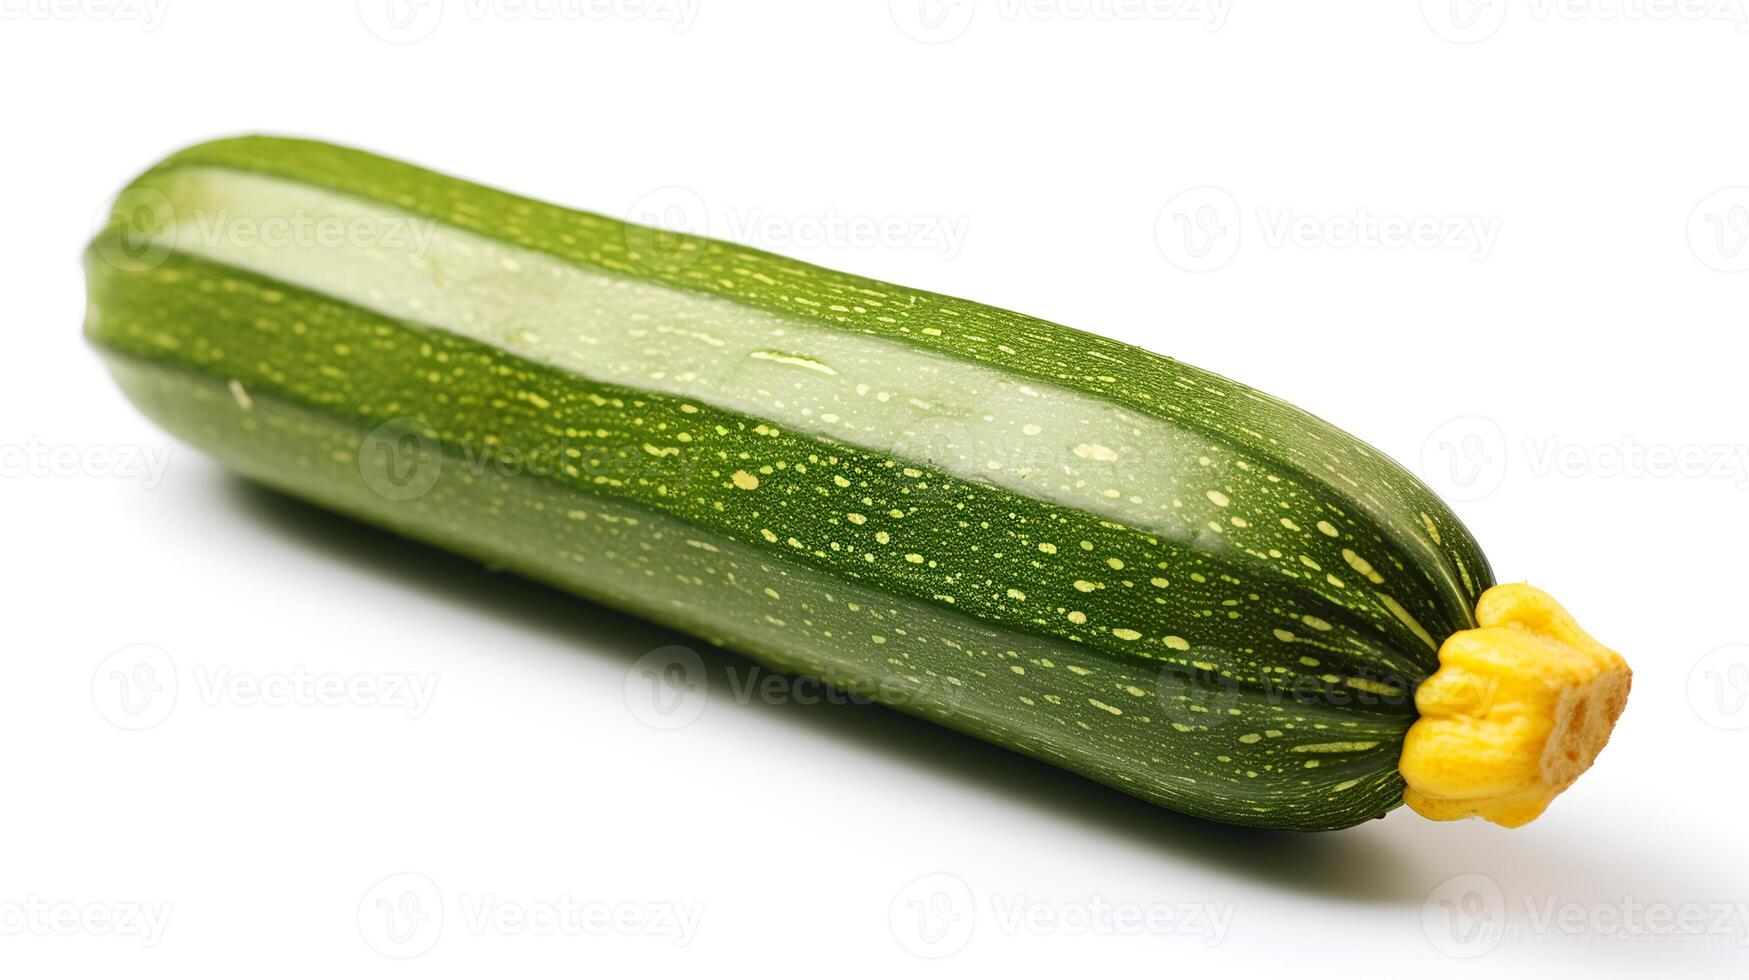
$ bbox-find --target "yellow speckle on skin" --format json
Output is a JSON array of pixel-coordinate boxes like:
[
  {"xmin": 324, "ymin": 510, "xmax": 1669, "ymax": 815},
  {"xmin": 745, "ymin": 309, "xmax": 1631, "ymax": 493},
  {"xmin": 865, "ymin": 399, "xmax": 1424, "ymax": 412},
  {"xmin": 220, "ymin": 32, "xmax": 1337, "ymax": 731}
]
[
  {"xmin": 749, "ymin": 350, "xmax": 837, "ymax": 374},
  {"xmin": 1067, "ymin": 611, "xmax": 1087, "ymax": 625},
  {"xmin": 1022, "ymin": 424, "xmax": 1042, "ymax": 435},
  {"xmin": 731, "ymin": 470, "xmax": 759, "ymax": 490},
  {"xmin": 1206, "ymin": 490, "xmax": 1230, "ymax": 507},
  {"xmin": 1280, "ymin": 518, "xmax": 1302, "ymax": 532},
  {"xmin": 1038, "ymin": 543, "xmax": 1057, "ymax": 554},
  {"xmin": 1301, "ymin": 615, "xmax": 1332, "ymax": 631},
  {"xmin": 1379, "ymin": 593, "xmax": 1438, "ymax": 651},
  {"xmin": 1163, "ymin": 636, "xmax": 1191, "ymax": 651},
  {"xmin": 760, "ymin": 529, "xmax": 778, "ymax": 542},
  {"xmin": 1073, "ymin": 443, "xmax": 1119, "ymax": 463},
  {"xmin": 833, "ymin": 475, "xmax": 851, "ymax": 488},
  {"xmin": 1113, "ymin": 628, "xmax": 1142, "ymax": 641},
  {"xmin": 847, "ymin": 513, "xmax": 867, "ymax": 524},
  {"xmin": 1089, "ymin": 699, "xmax": 1123, "ymax": 716},
  {"xmin": 875, "ymin": 531, "xmax": 890, "ymax": 544},
  {"xmin": 1006, "ymin": 588, "xmax": 1026, "ymax": 600},
  {"xmin": 763, "ymin": 588, "xmax": 780, "ymax": 599},
  {"xmin": 227, "ymin": 379, "xmax": 252, "ymax": 410},
  {"xmin": 1273, "ymin": 629, "xmax": 1295, "ymax": 642},
  {"xmin": 1010, "ymin": 665, "xmax": 1026, "ymax": 675},
  {"xmin": 1291, "ymin": 741, "xmax": 1380, "ymax": 753},
  {"xmin": 1316, "ymin": 520, "xmax": 1340, "ymax": 537},
  {"xmin": 1238, "ymin": 733, "xmax": 1263, "ymax": 744},
  {"xmin": 1342, "ymin": 548, "xmax": 1386, "ymax": 584},
  {"xmin": 1150, "ymin": 577, "xmax": 1169, "ymax": 588},
  {"xmin": 905, "ymin": 553, "xmax": 924, "ymax": 564},
  {"xmin": 1073, "ymin": 580, "xmax": 1098, "ymax": 593},
  {"xmin": 1106, "ymin": 558, "xmax": 1125, "ymax": 570}
]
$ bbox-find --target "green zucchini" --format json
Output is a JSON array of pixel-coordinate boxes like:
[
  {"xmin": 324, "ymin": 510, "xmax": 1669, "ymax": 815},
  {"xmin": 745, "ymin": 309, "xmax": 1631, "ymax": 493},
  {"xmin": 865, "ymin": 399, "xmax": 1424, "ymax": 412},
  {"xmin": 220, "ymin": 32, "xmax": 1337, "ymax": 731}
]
[{"xmin": 84, "ymin": 137, "xmax": 1620, "ymax": 831}]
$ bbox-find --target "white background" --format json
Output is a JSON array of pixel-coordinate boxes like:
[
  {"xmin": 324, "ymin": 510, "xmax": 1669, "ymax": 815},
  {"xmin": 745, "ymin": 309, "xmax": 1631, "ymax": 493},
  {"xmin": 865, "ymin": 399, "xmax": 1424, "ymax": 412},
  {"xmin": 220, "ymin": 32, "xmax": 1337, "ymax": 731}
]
[{"xmin": 4, "ymin": 1, "xmax": 1747, "ymax": 976}]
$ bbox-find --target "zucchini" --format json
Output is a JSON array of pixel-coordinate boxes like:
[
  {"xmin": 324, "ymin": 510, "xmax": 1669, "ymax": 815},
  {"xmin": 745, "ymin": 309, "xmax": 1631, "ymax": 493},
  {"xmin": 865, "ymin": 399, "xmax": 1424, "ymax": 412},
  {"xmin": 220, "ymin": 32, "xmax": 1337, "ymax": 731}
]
[{"xmin": 84, "ymin": 137, "xmax": 1629, "ymax": 831}]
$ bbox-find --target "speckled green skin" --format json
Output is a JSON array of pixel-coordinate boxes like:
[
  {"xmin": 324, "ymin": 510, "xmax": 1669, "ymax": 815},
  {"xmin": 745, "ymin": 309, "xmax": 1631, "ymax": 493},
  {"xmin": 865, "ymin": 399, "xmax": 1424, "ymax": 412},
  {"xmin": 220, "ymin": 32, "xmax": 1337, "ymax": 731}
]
[{"xmin": 85, "ymin": 137, "xmax": 1492, "ymax": 830}]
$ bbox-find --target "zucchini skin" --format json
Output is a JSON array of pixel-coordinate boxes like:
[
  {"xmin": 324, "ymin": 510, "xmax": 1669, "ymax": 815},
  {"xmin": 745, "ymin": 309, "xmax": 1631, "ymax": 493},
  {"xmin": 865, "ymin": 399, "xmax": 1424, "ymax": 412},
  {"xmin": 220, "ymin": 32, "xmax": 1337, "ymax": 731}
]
[{"xmin": 85, "ymin": 137, "xmax": 1492, "ymax": 830}]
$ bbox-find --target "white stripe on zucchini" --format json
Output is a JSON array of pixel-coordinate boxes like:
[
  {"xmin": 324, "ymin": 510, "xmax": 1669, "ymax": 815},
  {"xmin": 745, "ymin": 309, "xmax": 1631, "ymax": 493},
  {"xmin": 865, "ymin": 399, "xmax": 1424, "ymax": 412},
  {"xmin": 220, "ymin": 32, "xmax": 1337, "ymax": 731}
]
[{"xmin": 144, "ymin": 164, "xmax": 1441, "ymax": 641}]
